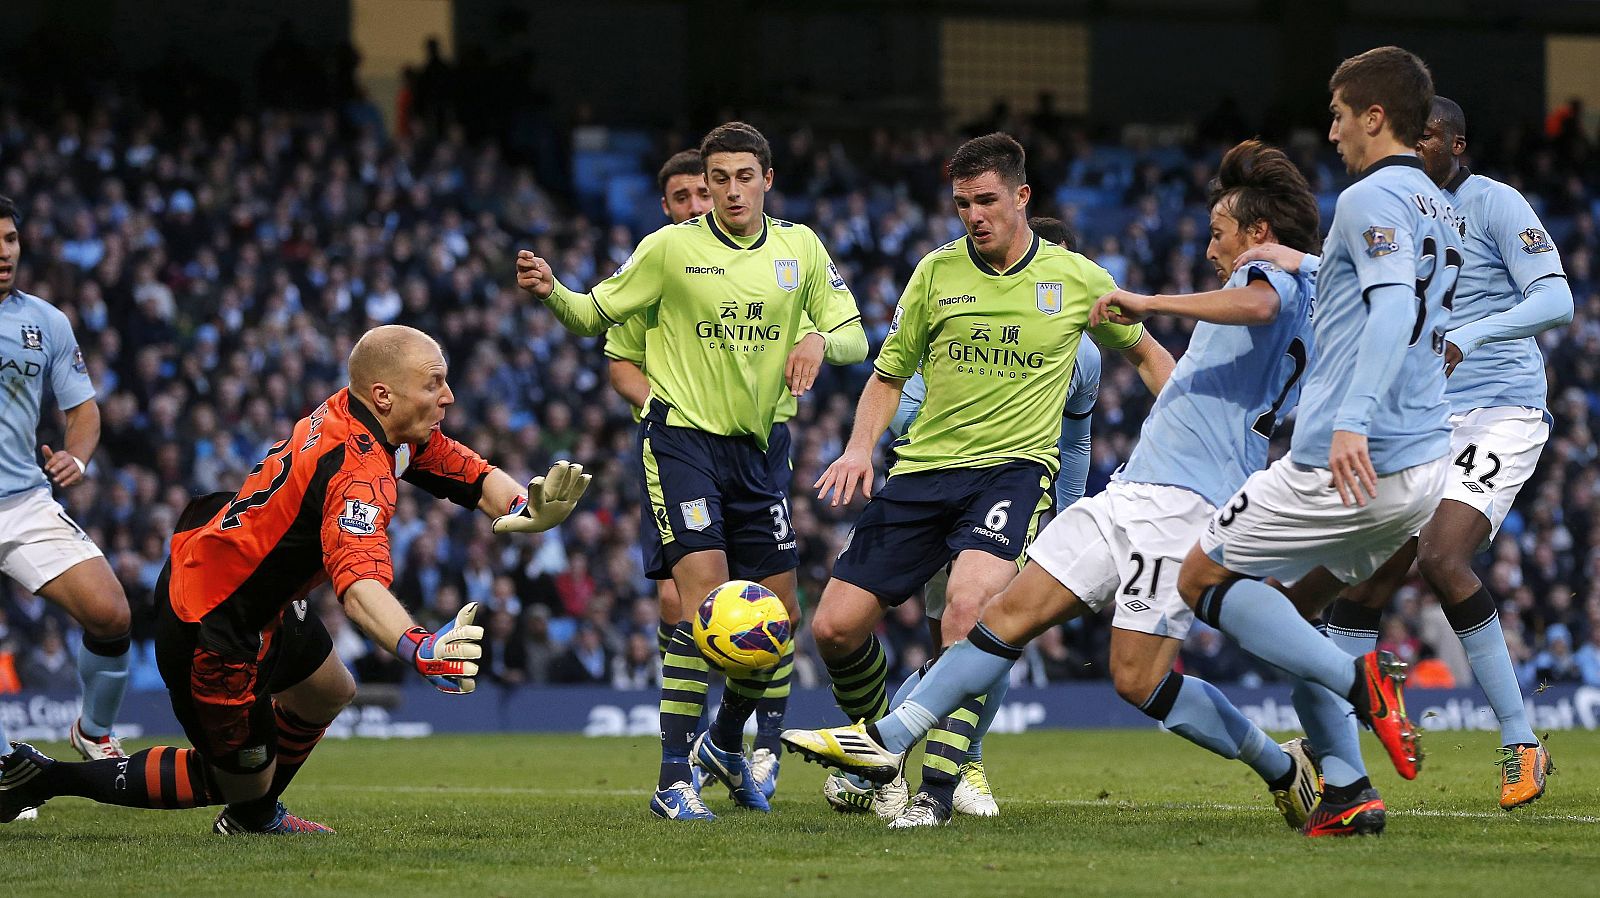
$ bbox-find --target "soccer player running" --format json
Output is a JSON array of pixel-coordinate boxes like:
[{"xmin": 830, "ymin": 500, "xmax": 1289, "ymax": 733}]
[
  {"xmin": 1243, "ymin": 96, "xmax": 1573, "ymax": 809},
  {"xmin": 606, "ymin": 149, "xmax": 807, "ymax": 800},
  {"xmin": 794, "ymin": 134, "xmax": 1174, "ymax": 828},
  {"xmin": 0, "ymin": 325, "xmax": 590, "ymax": 832},
  {"xmin": 785, "ymin": 139, "xmax": 1328, "ymax": 830},
  {"xmin": 0, "ymin": 195, "xmax": 134, "ymax": 787},
  {"xmin": 515, "ymin": 122, "xmax": 868, "ymax": 821},
  {"xmin": 833, "ymin": 217, "xmax": 1101, "ymax": 821}
]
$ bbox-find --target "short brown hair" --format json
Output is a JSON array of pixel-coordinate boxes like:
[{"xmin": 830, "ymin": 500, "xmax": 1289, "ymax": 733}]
[
  {"xmin": 1209, "ymin": 139, "xmax": 1321, "ymax": 255},
  {"xmin": 1028, "ymin": 216, "xmax": 1077, "ymax": 252},
  {"xmin": 699, "ymin": 122, "xmax": 771, "ymax": 171},
  {"xmin": 1329, "ymin": 46, "xmax": 1434, "ymax": 145},
  {"xmin": 657, "ymin": 150, "xmax": 704, "ymax": 193},
  {"xmin": 950, "ymin": 133, "xmax": 1026, "ymax": 187}
]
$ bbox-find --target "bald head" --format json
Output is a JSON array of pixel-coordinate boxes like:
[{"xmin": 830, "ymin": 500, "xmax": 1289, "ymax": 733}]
[
  {"xmin": 349, "ymin": 325, "xmax": 441, "ymax": 394},
  {"xmin": 1429, "ymin": 96, "xmax": 1466, "ymax": 142},
  {"xmin": 348, "ymin": 325, "xmax": 454, "ymax": 444}
]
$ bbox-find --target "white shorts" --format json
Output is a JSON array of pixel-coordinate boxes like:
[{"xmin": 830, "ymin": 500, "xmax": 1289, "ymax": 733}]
[
  {"xmin": 1199, "ymin": 454, "xmax": 1448, "ymax": 587},
  {"xmin": 0, "ymin": 488, "xmax": 104, "ymax": 594},
  {"xmin": 1030, "ymin": 482, "xmax": 1212, "ymax": 640},
  {"xmin": 1438, "ymin": 406, "xmax": 1550, "ymax": 546}
]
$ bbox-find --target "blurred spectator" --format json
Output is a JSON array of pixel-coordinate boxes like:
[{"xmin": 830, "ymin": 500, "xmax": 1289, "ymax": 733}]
[
  {"xmin": 552, "ymin": 625, "xmax": 610, "ymax": 684},
  {"xmin": 21, "ymin": 622, "xmax": 78, "ymax": 693},
  {"xmin": 611, "ymin": 632, "xmax": 659, "ymax": 690}
]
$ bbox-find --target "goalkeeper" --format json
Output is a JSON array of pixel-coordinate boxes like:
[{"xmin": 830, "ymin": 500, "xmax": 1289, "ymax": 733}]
[{"xmin": 0, "ymin": 325, "xmax": 590, "ymax": 834}]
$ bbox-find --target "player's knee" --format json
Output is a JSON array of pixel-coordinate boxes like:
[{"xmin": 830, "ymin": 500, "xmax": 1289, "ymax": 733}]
[
  {"xmin": 809, "ymin": 611, "xmax": 862, "ymax": 659},
  {"xmin": 1110, "ymin": 662, "xmax": 1165, "ymax": 709},
  {"xmin": 1176, "ymin": 566, "xmax": 1209, "ymax": 607},
  {"xmin": 80, "ymin": 599, "xmax": 132, "ymax": 641},
  {"xmin": 1339, "ymin": 578, "xmax": 1389, "ymax": 611},
  {"xmin": 1417, "ymin": 541, "xmax": 1475, "ymax": 596},
  {"xmin": 323, "ymin": 665, "xmax": 359, "ymax": 712}
]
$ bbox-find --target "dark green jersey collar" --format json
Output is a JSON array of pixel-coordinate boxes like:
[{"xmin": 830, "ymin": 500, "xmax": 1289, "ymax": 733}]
[
  {"xmin": 966, "ymin": 232, "xmax": 1040, "ymax": 276},
  {"xmin": 706, "ymin": 212, "xmax": 769, "ymax": 251}
]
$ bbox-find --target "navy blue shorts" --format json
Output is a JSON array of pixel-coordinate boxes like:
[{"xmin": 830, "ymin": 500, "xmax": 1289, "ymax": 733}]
[
  {"xmin": 639, "ymin": 401, "xmax": 798, "ymax": 582},
  {"xmin": 831, "ymin": 461, "xmax": 1052, "ymax": 605}
]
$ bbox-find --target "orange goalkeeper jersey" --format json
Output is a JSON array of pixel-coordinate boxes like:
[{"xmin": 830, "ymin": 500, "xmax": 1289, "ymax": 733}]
[{"xmin": 167, "ymin": 388, "xmax": 493, "ymax": 632}]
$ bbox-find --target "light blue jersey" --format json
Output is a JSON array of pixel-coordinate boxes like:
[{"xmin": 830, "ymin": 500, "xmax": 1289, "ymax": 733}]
[
  {"xmin": 1438, "ymin": 169, "xmax": 1570, "ymax": 413},
  {"xmin": 1291, "ymin": 156, "xmax": 1461, "ymax": 474},
  {"xmin": 0, "ymin": 290, "xmax": 96, "ymax": 499},
  {"xmin": 890, "ymin": 337, "xmax": 1101, "ymax": 509},
  {"xmin": 1118, "ymin": 262, "xmax": 1315, "ymax": 507}
]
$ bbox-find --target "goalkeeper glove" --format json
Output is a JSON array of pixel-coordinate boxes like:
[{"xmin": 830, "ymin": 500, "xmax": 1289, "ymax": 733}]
[
  {"xmin": 492, "ymin": 460, "xmax": 592, "ymax": 534},
  {"xmin": 396, "ymin": 602, "xmax": 484, "ymax": 694}
]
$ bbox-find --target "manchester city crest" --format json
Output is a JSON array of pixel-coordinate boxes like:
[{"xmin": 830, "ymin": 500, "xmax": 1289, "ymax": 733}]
[
  {"xmin": 20, "ymin": 324, "xmax": 42, "ymax": 351},
  {"xmin": 774, "ymin": 259, "xmax": 800, "ymax": 292},
  {"xmin": 1037, "ymin": 282, "xmax": 1063, "ymax": 315}
]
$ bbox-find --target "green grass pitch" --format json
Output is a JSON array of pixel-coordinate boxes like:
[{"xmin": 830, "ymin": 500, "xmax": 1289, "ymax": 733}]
[{"xmin": 3, "ymin": 729, "xmax": 1598, "ymax": 896}]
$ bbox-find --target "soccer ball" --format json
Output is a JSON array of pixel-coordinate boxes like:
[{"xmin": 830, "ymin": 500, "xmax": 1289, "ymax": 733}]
[{"xmin": 693, "ymin": 580, "xmax": 791, "ymax": 676}]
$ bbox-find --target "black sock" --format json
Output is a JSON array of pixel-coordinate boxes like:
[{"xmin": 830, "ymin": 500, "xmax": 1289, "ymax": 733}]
[
  {"xmin": 45, "ymin": 746, "xmax": 219, "ymax": 809},
  {"xmin": 1321, "ymin": 776, "xmax": 1372, "ymax": 804},
  {"xmin": 825, "ymin": 636, "xmax": 889, "ymax": 723}
]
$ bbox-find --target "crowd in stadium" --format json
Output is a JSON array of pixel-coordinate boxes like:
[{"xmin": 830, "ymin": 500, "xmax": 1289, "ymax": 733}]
[{"xmin": 1, "ymin": 79, "xmax": 1598, "ymax": 697}]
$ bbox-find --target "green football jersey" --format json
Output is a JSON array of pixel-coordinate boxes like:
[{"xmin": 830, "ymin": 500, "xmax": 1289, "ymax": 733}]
[
  {"xmin": 875, "ymin": 234, "xmax": 1143, "ymax": 477},
  {"xmin": 604, "ymin": 297, "xmax": 810, "ymax": 425},
  {"xmin": 572, "ymin": 213, "xmax": 860, "ymax": 444}
]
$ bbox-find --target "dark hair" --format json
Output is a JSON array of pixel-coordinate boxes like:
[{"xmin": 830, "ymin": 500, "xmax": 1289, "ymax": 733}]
[
  {"xmin": 1329, "ymin": 46, "xmax": 1434, "ymax": 145},
  {"xmin": 657, "ymin": 150, "xmax": 704, "ymax": 193},
  {"xmin": 0, "ymin": 194, "xmax": 18, "ymax": 225},
  {"xmin": 699, "ymin": 122, "xmax": 771, "ymax": 171},
  {"xmin": 950, "ymin": 132, "xmax": 1026, "ymax": 187},
  {"xmin": 1208, "ymin": 139, "xmax": 1321, "ymax": 255},
  {"xmin": 1028, "ymin": 216, "xmax": 1077, "ymax": 252},
  {"xmin": 1429, "ymin": 96, "xmax": 1467, "ymax": 142}
]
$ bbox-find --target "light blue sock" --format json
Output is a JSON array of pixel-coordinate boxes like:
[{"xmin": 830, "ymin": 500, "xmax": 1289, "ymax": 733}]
[
  {"xmin": 1291, "ymin": 676, "xmax": 1367, "ymax": 788},
  {"xmin": 1454, "ymin": 610, "xmax": 1538, "ymax": 747},
  {"xmin": 76, "ymin": 635, "xmax": 131, "ymax": 738},
  {"xmin": 890, "ymin": 667, "xmax": 922, "ymax": 710},
  {"xmin": 968, "ymin": 669, "xmax": 1010, "ymax": 762},
  {"xmin": 0, "ymin": 713, "xmax": 9, "ymax": 755},
  {"xmin": 875, "ymin": 638, "xmax": 1013, "ymax": 754},
  {"xmin": 1161, "ymin": 675, "xmax": 1291, "ymax": 783},
  {"xmin": 1205, "ymin": 580, "xmax": 1357, "ymax": 696}
]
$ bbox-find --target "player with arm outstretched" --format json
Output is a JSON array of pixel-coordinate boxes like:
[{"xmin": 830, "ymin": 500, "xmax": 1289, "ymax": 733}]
[
  {"xmin": 1303, "ymin": 96, "xmax": 1570, "ymax": 809},
  {"xmin": 833, "ymin": 217, "xmax": 1100, "ymax": 821},
  {"xmin": 794, "ymin": 134, "xmax": 1174, "ymax": 829},
  {"xmin": 785, "ymin": 139, "xmax": 1328, "ymax": 831},
  {"xmin": 0, "ymin": 195, "xmax": 135, "ymax": 792},
  {"xmin": 605, "ymin": 149, "xmax": 811, "ymax": 800},
  {"xmin": 517, "ymin": 122, "xmax": 868, "ymax": 821},
  {"xmin": 0, "ymin": 325, "xmax": 588, "ymax": 833}
]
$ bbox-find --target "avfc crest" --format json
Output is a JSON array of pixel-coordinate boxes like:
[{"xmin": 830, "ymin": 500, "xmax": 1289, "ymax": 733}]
[
  {"xmin": 1037, "ymin": 282, "xmax": 1063, "ymax": 315},
  {"xmin": 1362, "ymin": 226, "xmax": 1399, "ymax": 258},
  {"xmin": 1519, "ymin": 228, "xmax": 1554, "ymax": 254},
  {"xmin": 20, "ymin": 324, "xmax": 42, "ymax": 351},
  {"xmin": 680, "ymin": 498, "xmax": 712, "ymax": 531},
  {"xmin": 774, "ymin": 259, "xmax": 800, "ymax": 292},
  {"xmin": 394, "ymin": 442, "xmax": 412, "ymax": 478}
]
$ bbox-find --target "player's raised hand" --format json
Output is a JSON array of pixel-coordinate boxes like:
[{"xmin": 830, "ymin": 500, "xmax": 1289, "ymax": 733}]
[
  {"xmin": 492, "ymin": 461, "xmax": 592, "ymax": 534},
  {"xmin": 515, "ymin": 250, "xmax": 555, "ymax": 299},
  {"xmin": 785, "ymin": 333, "xmax": 826, "ymax": 397},
  {"xmin": 1091, "ymin": 289, "xmax": 1151, "ymax": 327},
  {"xmin": 1328, "ymin": 430, "xmax": 1378, "ymax": 508},
  {"xmin": 397, "ymin": 602, "xmax": 485, "ymax": 694},
  {"xmin": 41, "ymin": 444, "xmax": 85, "ymax": 488},
  {"xmin": 1232, "ymin": 243, "xmax": 1306, "ymax": 274},
  {"xmin": 815, "ymin": 449, "xmax": 874, "ymax": 507}
]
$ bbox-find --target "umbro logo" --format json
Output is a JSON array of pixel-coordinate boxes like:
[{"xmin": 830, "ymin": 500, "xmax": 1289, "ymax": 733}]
[
  {"xmin": 1124, "ymin": 600, "xmax": 1151, "ymax": 613},
  {"xmin": 1462, "ymin": 481, "xmax": 1485, "ymax": 494}
]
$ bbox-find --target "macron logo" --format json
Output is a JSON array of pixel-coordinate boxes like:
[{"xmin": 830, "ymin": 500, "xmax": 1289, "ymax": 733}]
[{"xmin": 684, "ymin": 266, "xmax": 725, "ymax": 275}]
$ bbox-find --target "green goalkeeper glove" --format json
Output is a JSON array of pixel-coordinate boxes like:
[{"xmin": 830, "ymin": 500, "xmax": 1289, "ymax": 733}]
[{"xmin": 492, "ymin": 460, "xmax": 592, "ymax": 534}]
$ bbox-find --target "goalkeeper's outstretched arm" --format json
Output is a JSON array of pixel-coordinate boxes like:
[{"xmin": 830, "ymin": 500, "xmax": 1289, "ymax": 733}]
[{"xmin": 343, "ymin": 578, "xmax": 485, "ymax": 694}]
